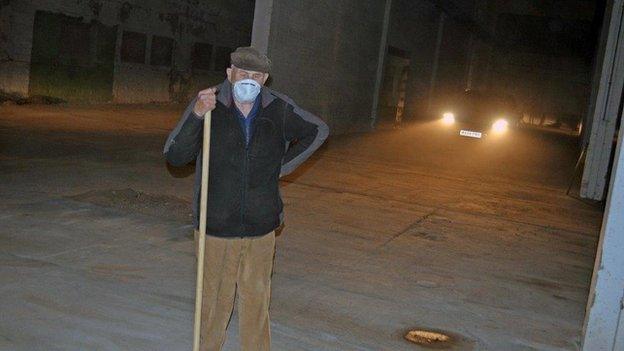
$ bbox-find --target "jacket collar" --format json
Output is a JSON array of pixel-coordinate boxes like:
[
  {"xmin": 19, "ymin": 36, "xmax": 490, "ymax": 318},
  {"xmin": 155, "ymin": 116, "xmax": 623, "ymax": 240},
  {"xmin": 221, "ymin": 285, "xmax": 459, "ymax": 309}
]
[{"xmin": 216, "ymin": 79, "xmax": 276, "ymax": 109}]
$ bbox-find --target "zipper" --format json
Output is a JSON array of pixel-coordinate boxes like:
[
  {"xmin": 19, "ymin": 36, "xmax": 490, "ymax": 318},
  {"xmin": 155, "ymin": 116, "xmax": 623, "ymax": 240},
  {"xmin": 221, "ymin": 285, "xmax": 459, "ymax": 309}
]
[
  {"xmin": 240, "ymin": 113, "xmax": 258, "ymax": 234},
  {"xmin": 240, "ymin": 145, "xmax": 249, "ymax": 233},
  {"xmin": 237, "ymin": 105, "xmax": 261, "ymax": 236}
]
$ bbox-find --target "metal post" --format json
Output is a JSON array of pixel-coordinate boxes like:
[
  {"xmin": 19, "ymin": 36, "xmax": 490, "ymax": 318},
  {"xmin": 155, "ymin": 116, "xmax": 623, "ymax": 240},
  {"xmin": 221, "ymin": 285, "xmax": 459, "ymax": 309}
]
[
  {"xmin": 581, "ymin": 0, "xmax": 624, "ymax": 200},
  {"xmin": 370, "ymin": 0, "xmax": 393, "ymax": 130},
  {"xmin": 581, "ymin": 105, "xmax": 624, "ymax": 351},
  {"xmin": 583, "ymin": 0, "xmax": 615, "ymax": 146},
  {"xmin": 427, "ymin": 12, "xmax": 445, "ymax": 113},
  {"xmin": 465, "ymin": 33, "xmax": 476, "ymax": 91}
]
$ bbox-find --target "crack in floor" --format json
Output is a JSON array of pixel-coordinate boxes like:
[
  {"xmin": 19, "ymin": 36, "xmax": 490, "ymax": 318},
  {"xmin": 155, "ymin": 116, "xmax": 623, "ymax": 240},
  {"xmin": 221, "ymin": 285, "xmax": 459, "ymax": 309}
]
[
  {"xmin": 375, "ymin": 210, "xmax": 437, "ymax": 250},
  {"xmin": 285, "ymin": 180, "xmax": 596, "ymax": 237}
]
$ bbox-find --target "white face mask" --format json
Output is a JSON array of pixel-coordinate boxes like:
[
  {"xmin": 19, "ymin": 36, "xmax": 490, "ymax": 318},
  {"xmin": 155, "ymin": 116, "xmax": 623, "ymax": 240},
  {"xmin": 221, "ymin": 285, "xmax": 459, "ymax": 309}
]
[{"xmin": 232, "ymin": 79, "xmax": 261, "ymax": 103}]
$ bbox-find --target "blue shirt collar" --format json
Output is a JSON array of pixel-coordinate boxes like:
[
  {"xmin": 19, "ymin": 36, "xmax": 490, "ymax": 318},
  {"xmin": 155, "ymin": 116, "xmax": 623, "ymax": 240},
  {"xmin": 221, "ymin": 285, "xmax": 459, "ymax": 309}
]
[
  {"xmin": 232, "ymin": 93, "xmax": 262, "ymax": 120},
  {"xmin": 233, "ymin": 94, "xmax": 262, "ymax": 146}
]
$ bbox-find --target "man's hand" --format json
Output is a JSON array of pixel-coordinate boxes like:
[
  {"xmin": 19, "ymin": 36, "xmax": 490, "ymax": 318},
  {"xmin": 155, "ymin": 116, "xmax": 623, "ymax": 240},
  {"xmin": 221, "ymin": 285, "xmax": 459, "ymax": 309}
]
[{"xmin": 192, "ymin": 87, "xmax": 218, "ymax": 117}]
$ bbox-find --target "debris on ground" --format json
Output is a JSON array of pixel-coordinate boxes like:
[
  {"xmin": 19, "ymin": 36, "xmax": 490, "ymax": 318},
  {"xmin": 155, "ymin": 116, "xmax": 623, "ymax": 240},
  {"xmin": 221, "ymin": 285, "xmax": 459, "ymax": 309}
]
[
  {"xmin": 1, "ymin": 89, "xmax": 66, "ymax": 105},
  {"xmin": 70, "ymin": 188, "xmax": 192, "ymax": 223}
]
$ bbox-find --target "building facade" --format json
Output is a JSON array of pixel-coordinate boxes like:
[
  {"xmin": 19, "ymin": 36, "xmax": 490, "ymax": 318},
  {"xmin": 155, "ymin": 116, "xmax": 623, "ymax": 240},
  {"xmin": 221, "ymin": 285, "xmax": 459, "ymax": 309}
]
[{"xmin": 0, "ymin": 0, "xmax": 254, "ymax": 103}]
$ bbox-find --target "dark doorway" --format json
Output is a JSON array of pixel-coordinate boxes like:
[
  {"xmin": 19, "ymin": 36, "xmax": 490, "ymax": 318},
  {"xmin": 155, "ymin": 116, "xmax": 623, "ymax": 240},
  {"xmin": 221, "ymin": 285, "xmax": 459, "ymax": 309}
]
[
  {"xmin": 29, "ymin": 11, "xmax": 116, "ymax": 102},
  {"xmin": 377, "ymin": 46, "xmax": 410, "ymax": 128}
]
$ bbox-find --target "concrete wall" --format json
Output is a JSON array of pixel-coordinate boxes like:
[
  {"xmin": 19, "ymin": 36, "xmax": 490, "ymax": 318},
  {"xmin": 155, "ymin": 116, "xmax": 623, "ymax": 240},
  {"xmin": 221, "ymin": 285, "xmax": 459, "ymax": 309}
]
[
  {"xmin": 385, "ymin": 0, "xmax": 482, "ymax": 121},
  {"xmin": 482, "ymin": 0, "xmax": 598, "ymax": 126},
  {"xmin": 264, "ymin": 0, "xmax": 386, "ymax": 134},
  {"xmin": 0, "ymin": 0, "xmax": 254, "ymax": 103},
  {"xmin": 0, "ymin": 0, "xmax": 33, "ymax": 95},
  {"xmin": 381, "ymin": 0, "xmax": 599, "ymax": 125},
  {"xmin": 386, "ymin": 0, "xmax": 441, "ymax": 120}
]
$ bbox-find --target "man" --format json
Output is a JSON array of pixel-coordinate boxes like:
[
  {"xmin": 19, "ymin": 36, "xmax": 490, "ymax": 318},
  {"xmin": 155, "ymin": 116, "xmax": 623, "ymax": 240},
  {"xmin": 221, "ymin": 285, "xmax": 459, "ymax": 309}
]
[{"xmin": 163, "ymin": 46, "xmax": 329, "ymax": 351}]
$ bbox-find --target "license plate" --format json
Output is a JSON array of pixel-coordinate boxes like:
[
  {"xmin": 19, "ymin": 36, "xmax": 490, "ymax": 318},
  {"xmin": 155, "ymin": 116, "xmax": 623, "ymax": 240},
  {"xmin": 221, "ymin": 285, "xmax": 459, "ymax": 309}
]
[{"xmin": 459, "ymin": 130, "xmax": 482, "ymax": 138}]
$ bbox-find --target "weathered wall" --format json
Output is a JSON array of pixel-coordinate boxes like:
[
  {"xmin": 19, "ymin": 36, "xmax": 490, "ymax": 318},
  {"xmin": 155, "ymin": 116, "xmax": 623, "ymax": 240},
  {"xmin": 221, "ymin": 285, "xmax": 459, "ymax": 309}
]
[
  {"xmin": 385, "ymin": 0, "xmax": 479, "ymax": 120},
  {"xmin": 0, "ymin": 0, "xmax": 254, "ymax": 103},
  {"xmin": 386, "ymin": 0, "xmax": 440, "ymax": 120},
  {"xmin": 265, "ymin": 0, "xmax": 386, "ymax": 134},
  {"xmin": 1, "ymin": 0, "xmax": 33, "ymax": 95},
  {"xmin": 481, "ymin": 0, "xmax": 598, "ymax": 125},
  {"xmin": 382, "ymin": 0, "xmax": 598, "ymax": 124}
]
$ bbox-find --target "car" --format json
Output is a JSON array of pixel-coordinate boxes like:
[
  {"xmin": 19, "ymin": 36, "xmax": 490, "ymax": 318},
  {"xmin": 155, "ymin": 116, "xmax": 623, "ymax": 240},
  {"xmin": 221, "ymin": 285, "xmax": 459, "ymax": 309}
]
[{"xmin": 438, "ymin": 89, "xmax": 521, "ymax": 139}]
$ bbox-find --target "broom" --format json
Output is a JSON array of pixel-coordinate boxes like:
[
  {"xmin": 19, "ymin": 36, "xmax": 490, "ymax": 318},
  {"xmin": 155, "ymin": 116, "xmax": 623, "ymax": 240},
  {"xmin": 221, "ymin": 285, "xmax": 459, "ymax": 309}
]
[{"xmin": 193, "ymin": 109, "xmax": 211, "ymax": 351}]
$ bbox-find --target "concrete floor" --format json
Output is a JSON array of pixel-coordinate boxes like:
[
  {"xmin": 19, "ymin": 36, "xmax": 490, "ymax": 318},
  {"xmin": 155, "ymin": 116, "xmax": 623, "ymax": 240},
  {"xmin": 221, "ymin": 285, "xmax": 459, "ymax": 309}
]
[{"xmin": 0, "ymin": 103, "xmax": 603, "ymax": 350}]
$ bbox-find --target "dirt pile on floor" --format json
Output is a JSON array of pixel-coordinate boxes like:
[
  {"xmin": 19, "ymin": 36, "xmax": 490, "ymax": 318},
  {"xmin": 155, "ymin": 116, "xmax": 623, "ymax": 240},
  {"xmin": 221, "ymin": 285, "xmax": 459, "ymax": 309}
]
[
  {"xmin": 70, "ymin": 188, "xmax": 192, "ymax": 223},
  {"xmin": 1, "ymin": 90, "xmax": 66, "ymax": 105}
]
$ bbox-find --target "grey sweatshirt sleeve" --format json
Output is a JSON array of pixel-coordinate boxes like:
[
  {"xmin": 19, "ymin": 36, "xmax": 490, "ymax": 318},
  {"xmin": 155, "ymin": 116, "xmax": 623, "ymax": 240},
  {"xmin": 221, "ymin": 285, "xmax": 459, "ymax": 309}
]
[
  {"xmin": 280, "ymin": 99, "xmax": 329, "ymax": 177},
  {"xmin": 163, "ymin": 96, "xmax": 204, "ymax": 167}
]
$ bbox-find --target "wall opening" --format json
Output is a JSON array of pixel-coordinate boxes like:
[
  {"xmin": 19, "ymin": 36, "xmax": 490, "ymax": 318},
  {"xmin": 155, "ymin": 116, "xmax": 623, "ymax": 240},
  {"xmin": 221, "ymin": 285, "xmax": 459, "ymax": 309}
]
[{"xmin": 29, "ymin": 10, "xmax": 116, "ymax": 102}]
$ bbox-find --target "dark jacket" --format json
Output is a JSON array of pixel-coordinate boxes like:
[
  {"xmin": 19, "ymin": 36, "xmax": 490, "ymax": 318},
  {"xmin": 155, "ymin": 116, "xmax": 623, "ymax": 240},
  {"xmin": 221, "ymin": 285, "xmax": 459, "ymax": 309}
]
[{"xmin": 163, "ymin": 79, "xmax": 329, "ymax": 237}]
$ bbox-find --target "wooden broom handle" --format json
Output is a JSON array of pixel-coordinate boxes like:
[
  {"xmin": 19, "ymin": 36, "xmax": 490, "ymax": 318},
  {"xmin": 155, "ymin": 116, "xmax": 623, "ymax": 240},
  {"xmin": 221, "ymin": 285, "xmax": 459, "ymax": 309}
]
[{"xmin": 193, "ymin": 110, "xmax": 211, "ymax": 351}]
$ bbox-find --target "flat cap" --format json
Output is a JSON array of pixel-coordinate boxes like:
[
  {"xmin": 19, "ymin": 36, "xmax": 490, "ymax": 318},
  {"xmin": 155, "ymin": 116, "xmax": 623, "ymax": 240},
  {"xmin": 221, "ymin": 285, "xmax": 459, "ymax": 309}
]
[{"xmin": 230, "ymin": 46, "xmax": 271, "ymax": 73}]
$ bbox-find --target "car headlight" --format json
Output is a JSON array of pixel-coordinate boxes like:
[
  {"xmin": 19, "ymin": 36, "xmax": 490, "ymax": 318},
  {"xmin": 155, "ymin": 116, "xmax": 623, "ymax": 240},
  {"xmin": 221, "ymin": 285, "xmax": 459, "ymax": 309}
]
[
  {"xmin": 442, "ymin": 112, "xmax": 455, "ymax": 125},
  {"xmin": 492, "ymin": 118, "xmax": 509, "ymax": 133}
]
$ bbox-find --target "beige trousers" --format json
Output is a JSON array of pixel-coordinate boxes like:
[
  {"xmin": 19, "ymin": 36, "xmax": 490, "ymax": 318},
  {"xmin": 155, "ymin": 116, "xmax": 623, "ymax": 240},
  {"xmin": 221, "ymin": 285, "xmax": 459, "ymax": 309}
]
[{"xmin": 195, "ymin": 230, "xmax": 276, "ymax": 351}]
